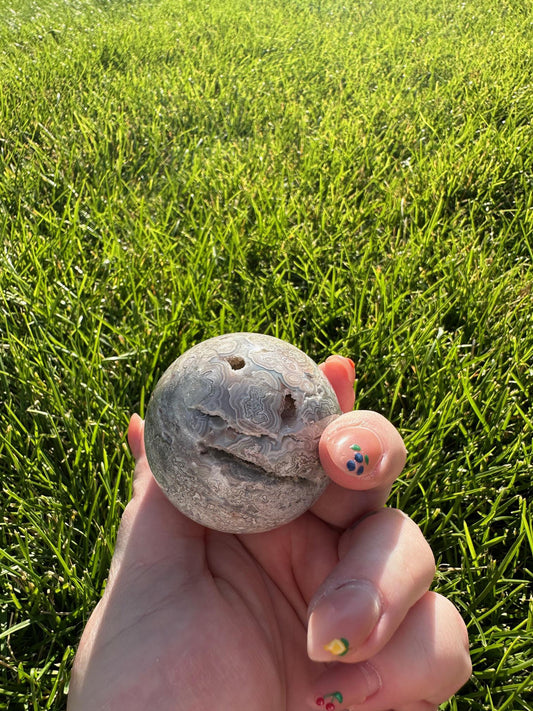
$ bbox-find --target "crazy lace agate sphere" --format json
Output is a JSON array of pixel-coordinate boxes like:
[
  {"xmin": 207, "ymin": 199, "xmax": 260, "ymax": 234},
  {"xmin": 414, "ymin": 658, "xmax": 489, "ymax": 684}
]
[{"xmin": 144, "ymin": 333, "xmax": 341, "ymax": 533}]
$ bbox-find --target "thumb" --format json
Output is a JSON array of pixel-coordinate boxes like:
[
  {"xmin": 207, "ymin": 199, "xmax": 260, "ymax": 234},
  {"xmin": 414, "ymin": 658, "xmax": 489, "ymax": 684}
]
[
  {"xmin": 128, "ymin": 412, "xmax": 146, "ymax": 462},
  {"xmin": 127, "ymin": 413, "xmax": 153, "ymax": 497},
  {"xmin": 108, "ymin": 415, "xmax": 205, "ymax": 584}
]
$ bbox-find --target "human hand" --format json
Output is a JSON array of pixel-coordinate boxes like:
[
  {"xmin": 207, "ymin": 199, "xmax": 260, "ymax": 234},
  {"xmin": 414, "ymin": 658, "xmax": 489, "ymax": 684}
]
[{"xmin": 68, "ymin": 355, "xmax": 471, "ymax": 711}]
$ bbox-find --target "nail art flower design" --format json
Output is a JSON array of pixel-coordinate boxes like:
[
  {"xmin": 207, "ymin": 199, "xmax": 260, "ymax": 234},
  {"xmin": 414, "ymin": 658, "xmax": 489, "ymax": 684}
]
[
  {"xmin": 315, "ymin": 691, "xmax": 344, "ymax": 710},
  {"xmin": 346, "ymin": 443, "xmax": 369, "ymax": 475}
]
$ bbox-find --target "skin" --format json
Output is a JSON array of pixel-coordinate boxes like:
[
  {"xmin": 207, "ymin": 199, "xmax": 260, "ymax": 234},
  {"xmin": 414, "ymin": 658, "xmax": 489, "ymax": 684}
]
[{"xmin": 68, "ymin": 357, "xmax": 471, "ymax": 711}]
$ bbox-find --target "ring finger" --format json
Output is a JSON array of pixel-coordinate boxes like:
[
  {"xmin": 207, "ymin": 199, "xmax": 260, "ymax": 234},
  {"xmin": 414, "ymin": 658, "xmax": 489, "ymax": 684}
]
[{"xmin": 308, "ymin": 591, "xmax": 472, "ymax": 711}]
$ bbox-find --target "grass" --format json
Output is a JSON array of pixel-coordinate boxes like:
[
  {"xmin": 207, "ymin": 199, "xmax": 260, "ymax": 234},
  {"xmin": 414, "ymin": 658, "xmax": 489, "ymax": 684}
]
[{"xmin": 0, "ymin": 0, "xmax": 532, "ymax": 708}]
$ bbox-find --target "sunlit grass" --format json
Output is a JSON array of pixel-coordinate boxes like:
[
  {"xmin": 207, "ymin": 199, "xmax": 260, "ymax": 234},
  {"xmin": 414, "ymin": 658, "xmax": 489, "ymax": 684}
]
[{"xmin": 1, "ymin": 0, "xmax": 532, "ymax": 708}]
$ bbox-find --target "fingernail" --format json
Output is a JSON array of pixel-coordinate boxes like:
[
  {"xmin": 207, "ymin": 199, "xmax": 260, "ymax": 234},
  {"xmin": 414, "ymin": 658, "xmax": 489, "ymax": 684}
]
[
  {"xmin": 312, "ymin": 690, "xmax": 345, "ymax": 711},
  {"xmin": 310, "ymin": 662, "xmax": 382, "ymax": 709},
  {"xmin": 322, "ymin": 425, "xmax": 383, "ymax": 480},
  {"xmin": 308, "ymin": 581, "xmax": 382, "ymax": 662}
]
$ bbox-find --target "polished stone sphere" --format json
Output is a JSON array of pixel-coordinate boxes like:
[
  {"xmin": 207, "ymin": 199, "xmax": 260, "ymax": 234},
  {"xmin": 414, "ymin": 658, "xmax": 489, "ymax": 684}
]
[{"xmin": 144, "ymin": 333, "xmax": 341, "ymax": 533}]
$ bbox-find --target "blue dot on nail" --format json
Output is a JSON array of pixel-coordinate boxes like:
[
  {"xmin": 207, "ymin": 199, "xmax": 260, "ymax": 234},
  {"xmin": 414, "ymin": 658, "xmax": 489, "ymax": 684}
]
[
  {"xmin": 346, "ymin": 460, "xmax": 356, "ymax": 471},
  {"xmin": 357, "ymin": 465, "xmax": 365, "ymax": 475},
  {"xmin": 354, "ymin": 452, "xmax": 364, "ymax": 463}
]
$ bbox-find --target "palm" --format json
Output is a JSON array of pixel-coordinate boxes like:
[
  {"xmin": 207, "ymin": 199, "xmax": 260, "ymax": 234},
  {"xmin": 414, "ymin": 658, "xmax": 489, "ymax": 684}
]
[{"xmin": 75, "ymin": 452, "xmax": 331, "ymax": 711}]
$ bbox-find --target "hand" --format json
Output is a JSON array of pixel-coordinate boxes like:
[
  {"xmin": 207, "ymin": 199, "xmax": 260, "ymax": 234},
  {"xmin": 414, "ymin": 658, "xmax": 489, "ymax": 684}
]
[{"xmin": 68, "ymin": 356, "xmax": 471, "ymax": 711}]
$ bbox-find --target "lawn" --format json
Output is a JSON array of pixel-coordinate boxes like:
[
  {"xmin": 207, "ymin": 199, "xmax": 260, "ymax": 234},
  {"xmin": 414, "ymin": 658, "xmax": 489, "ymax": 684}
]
[{"xmin": 1, "ymin": 0, "xmax": 532, "ymax": 708}]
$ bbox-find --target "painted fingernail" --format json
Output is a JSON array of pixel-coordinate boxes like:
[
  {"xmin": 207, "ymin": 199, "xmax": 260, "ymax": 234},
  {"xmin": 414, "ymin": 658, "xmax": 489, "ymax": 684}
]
[
  {"xmin": 322, "ymin": 425, "xmax": 383, "ymax": 479},
  {"xmin": 314, "ymin": 690, "xmax": 344, "ymax": 711},
  {"xmin": 310, "ymin": 662, "xmax": 382, "ymax": 709},
  {"xmin": 308, "ymin": 581, "xmax": 382, "ymax": 662}
]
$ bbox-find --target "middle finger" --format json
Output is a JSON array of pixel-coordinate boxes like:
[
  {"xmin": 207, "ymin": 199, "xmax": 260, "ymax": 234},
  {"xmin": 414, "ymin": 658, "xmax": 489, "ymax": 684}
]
[{"xmin": 307, "ymin": 508, "xmax": 435, "ymax": 663}]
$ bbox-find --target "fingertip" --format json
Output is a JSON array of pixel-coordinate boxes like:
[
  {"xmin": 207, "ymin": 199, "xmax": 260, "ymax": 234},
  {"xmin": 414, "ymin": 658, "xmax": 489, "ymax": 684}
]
[
  {"xmin": 128, "ymin": 413, "xmax": 146, "ymax": 461},
  {"xmin": 319, "ymin": 355, "xmax": 356, "ymax": 413},
  {"xmin": 319, "ymin": 411, "xmax": 406, "ymax": 491},
  {"xmin": 308, "ymin": 661, "xmax": 382, "ymax": 710}
]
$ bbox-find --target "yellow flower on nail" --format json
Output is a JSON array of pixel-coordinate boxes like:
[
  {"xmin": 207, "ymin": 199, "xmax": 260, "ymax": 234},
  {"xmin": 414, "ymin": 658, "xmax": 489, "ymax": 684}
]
[{"xmin": 324, "ymin": 637, "xmax": 349, "ymax": 656}]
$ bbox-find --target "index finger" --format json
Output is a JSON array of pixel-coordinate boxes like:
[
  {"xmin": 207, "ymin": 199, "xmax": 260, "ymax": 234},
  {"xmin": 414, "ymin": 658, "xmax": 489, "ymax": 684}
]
[
  {"xmin": 314, "ymin": 355, "xmax": 407, "ymax": 527},
  {"xmin": 312, "ymin": 411, "xmax": 407, "ymax": 527}
]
